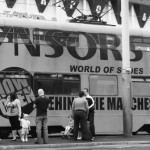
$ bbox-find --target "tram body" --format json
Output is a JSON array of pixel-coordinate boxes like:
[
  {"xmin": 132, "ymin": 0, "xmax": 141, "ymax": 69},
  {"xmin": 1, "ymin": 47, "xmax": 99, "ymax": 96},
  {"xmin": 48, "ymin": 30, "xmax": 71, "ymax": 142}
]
[{"xmin": 0, "ymin": 18, "xmax": 150, "ymax": 137}]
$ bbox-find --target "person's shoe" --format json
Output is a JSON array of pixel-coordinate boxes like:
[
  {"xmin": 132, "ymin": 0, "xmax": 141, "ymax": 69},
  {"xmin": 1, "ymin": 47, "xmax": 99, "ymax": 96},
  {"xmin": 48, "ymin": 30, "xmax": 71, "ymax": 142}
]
[
  {"xmin": 77, "ymin": 137, "xmax": 82, "ymax": 140},
  {"xmin": 21, "ymin": 138, "xmax": 25, "ymax": 142},
  {"xmin": 34, "ymin": 141, "xmax": 39, "ymax": 144},
  {"xmin": 90, "ymin": 137, "xmax": 94, "ymax": 141},
  {"xmin": 11, "ymin": 138, "xmax": 16, "ymax": 141},
  {"xmin": 34, "ymin": 141, "xmax": 41, "ymax": 144},
  {"xmin": 25, "ymin": 138, "xmax": 28, "ymax": 142}
]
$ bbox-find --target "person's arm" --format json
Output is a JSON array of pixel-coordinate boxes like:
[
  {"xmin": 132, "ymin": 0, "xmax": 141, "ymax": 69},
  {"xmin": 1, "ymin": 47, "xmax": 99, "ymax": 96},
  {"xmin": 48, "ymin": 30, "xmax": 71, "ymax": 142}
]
[
  {"xmin": 33, "ymin": 99, "xmax": 37, "ymax": 109},
  {"xmin": 5, "ymin": 96, "xmax": 13, "ymax": 107},
  {"xmin": 72, "ymin": 100, "xmax": 75, "ymax": 119},
  {"xmin": 19, "ymin": 119, "xmax": 22, "ymax": 127},
  {"xmin": 47, "ymin": 98, "xmax": 51, "ymax": 109},
  {"xmin": 28, "ymin": 121, "xmax": 31, "ymax": 131},
  {"xmin": 15, "ymin": 99, "xmax": 22, "ymax": 117},
  {"xmin": 88, "ymin": 96, "xmax": 95, "ymax": 109},
  {"xmin": 33, "ymin": 103, "xmax": 36, "ymax": 109},
  {"xmin": 85, "ymin": 100, "xmax": 89, "ymax": 117},
  {"xmin": 5, "ymin": 96, "xmax": 10, "ymax": 107}
]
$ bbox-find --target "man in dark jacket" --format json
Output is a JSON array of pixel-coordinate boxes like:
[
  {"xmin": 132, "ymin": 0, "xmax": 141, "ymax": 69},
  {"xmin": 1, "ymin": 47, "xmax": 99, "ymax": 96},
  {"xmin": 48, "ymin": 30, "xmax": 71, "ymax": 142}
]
[
  {"xmin": 83, "ymin": 88, "xmax": 95, "ymax": 139},
  {"xmin": 33, "ymin": 89, "xmax": 50, "ymax": 144}
]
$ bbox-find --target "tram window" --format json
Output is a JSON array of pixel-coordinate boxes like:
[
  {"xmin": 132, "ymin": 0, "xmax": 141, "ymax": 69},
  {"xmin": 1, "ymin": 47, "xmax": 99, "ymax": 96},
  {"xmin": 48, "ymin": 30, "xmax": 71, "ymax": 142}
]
[
  {"xmin": 34, "ymin": 73, "xmax": 80, "ymax": 95},
  {"xmin": 89, "ymin": 75, "xmax": 118, "ymax": 96},
  {"xmin": 132, "ymin": 76, "xmax": 150, "ymax": 96},
  {"xmin": 0, "ymin": 71, "xmax": 31, "ymax": 95}
]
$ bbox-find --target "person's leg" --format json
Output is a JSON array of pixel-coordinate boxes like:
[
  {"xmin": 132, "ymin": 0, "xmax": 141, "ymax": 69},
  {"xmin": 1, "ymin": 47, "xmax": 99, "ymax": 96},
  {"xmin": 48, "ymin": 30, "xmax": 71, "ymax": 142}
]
[
  {"xmin": 42, "ymin": 116, "xmax": 49, "ymax": 144},
  {"xmin": 21, "ymin": 129, "xmax": 25, "ymax": 142},
  {"xmin": 89, "ymin": 111, "xmax": 95, "ymax": 137},
  {"xmin": 17, "ymin": 129, "xmax": 22, "ymax": 139},
  {"xmin": 12, "ymin": 130, "xmax": 17, "ymax": 140},
  {"xmin": 80, "ymin": 111, "xmax": 92, "ymax": 140},
  {"xmin": 64, "ymin": 126, "xmax": 70, "ymax": 135},
  {"xmin": 77, "ymin": 129, "xmax": 82, "ymax": 140},
  {"xmin": 36, "ymin": 116, "xmax": 42, "ymax": 144},
  {"xmin": 13, "ymin": 115, "xmax": 22, "ymax": 139},
  {"xmin": 73, "ymin": 111, "xmax": 79, "ymax": 140},
  {"xmin": 25, "ymin": 130, "xmax": 28, "ymax": 141},
  {"xmin": 9, "ymin": 117, "xmax": 17, "ymax": 140}
]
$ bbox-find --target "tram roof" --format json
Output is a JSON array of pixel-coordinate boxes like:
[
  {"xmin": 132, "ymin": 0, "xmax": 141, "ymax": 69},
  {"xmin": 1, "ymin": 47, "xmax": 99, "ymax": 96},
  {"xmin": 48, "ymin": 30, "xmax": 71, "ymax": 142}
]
[{"xmin": 0, "ymin": 17, "xmax": 150, "ymax": 37}]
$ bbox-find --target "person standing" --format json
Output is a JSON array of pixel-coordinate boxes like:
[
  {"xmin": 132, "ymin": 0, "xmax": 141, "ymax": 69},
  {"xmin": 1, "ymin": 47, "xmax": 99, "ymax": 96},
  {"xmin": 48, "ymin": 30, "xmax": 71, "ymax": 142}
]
[
  {"xmin": 72, "ymin": 91, "xmax": 93, "ymax": 141},
  {"xmin": 19, "ymin": 114, "xmax": 31, "ymax": 142},
  {"xmin": 83, "ymin": 88, "xmax": 95, "ymax": 138},
  {"xmin": 5, "ymin": 92, "xmax": 22, "ymax": 141},
  {"xmin": 33, "ymin": 89, "xmax": 50, "ymax": 144}
]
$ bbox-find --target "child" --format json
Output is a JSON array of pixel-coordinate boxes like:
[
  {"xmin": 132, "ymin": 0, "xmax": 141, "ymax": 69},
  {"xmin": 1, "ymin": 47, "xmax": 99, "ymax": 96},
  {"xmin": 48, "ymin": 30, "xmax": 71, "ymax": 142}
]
[
  {"xmin": 64, "ymin": 114, "xmax": 74, "ymax": 136},
  {"xmin": 63, "ymin": 114, "xmax": 82, "ymax": 139},
  {"xmin": 19, "ymin": 114, "xmax": 30, "ymax": 142}
]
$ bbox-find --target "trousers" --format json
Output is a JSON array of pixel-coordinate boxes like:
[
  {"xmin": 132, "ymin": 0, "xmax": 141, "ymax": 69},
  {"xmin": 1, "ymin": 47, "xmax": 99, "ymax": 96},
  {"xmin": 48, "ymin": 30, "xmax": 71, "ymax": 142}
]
[
  {"xmin": 36, "ymin": 116, "xmax": 48, "ymax": 144},
  {"xmin": 88, "ymin": 110, "xmax": 95, "ymax": 137},
  {"xmin": 73, "ymin": 110, "xmax": 92, "ymax": 140}
]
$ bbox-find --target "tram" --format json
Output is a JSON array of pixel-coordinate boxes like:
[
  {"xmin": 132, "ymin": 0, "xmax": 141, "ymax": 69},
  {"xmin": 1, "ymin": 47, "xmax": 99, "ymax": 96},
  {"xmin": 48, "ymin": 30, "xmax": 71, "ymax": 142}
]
[{"xmin": 0, "ymin": 17, "xmax": 150, "ymax": 137}]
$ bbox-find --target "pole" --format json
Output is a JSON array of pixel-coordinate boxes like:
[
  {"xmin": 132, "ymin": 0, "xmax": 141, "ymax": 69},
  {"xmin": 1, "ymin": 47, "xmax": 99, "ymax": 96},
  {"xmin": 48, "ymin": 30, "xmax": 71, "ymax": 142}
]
[{"xmin": 121, "ymin": 0, "xmax": 132, "ymax": 137}]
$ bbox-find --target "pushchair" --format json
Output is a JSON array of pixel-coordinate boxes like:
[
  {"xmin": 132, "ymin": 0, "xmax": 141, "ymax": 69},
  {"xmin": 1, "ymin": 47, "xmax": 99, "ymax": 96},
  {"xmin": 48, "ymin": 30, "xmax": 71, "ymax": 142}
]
[{"xmin": 62, "ymin": 115, "xmax": 74, "ymax": 139}]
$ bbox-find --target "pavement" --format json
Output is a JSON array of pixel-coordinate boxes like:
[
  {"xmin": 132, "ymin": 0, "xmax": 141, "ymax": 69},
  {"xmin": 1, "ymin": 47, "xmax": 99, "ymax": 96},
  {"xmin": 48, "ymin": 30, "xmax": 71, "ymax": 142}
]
[{"xmin": 1, "ymin": 133, "xmax": 150, "ymax": 149}]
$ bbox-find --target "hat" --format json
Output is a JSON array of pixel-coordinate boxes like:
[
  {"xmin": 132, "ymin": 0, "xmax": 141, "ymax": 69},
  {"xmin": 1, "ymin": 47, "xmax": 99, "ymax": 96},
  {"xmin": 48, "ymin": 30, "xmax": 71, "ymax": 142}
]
[{"xmin": 38, "ymin": 89, "xmax": 44, "ymax": 96}]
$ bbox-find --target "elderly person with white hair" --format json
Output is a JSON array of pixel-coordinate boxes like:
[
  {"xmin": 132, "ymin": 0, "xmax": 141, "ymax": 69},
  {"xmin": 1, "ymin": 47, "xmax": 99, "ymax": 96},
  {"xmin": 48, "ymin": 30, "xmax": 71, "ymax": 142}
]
[{"xmin": 33, "ymin": 89, "xmax": 50, "ymax": 144}]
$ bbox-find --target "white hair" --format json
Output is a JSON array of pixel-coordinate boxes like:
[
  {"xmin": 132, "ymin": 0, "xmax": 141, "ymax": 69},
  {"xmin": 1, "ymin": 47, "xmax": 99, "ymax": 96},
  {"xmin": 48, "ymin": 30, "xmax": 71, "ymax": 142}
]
[{"xmin": 38, "ymin": 89, "xmax": 44, "ymax": 96}]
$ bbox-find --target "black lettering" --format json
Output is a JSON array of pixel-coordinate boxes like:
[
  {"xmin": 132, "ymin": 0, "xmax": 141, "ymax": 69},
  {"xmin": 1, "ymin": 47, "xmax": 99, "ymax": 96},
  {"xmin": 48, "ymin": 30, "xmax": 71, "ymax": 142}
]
[
  {"xmin": 103, "ymin": 67, "xmax": 109, "ymax": 73},
  {"xmin": 49, "ymin": 97, "xmax": 54, "ymax": 110},
  {"xmin": 131, "ymin": 68, "xmax": 138, "ymax": 74},
  {"xmin": 139, "ymin": 68, "xmax": 143, "ymax": 74},
  {"xmin": 94, "ymin": 97, "xmax": 105, "ymax": 110},
  {"xmin": 130, "ymin": 36, "xmax": 143, "ymax": 61},
  {"xmin": 131, "ymin": 50, "xmax": 143, "ymax": 61},
  {"xmin": 63, "ymin": 97, "xmax": 67, "ymax": 110},
  {"xmin": 95, "ymin": 66, "xmax": 101, "ymax": 73},
  {"xmin": 67, "ymin": 33, "xmax": 96, "ymax": 60},
  {"xmin": 45, "ymin": 30, "xmax": 63, "ymax": 58},
  {"xmin": 14, "ymin": 27, "xmax": 40, "ymax": 56},
  {"xmin": 55, "ymin": 97, "xmax": 62, "ymax": 110},
  {"xmin": 99, "ymin": 34, "xmax": 122, "ymax": 61},
  {"xmin": 131, "ymin": 97, "xmax": 137, "ymax": 110},
  {"xmin": 14, "ymin": 43, "xmax": 18, "ymax": 56},
  {"xmin": 95, "ymin": 97, "xmax": 99, "ymax": 110},
  {"xmin": 137, "ymin": 98, "xmax": 144, "ymax": 110},
  {"xmin": 144, "ymin": 98, "xmax": 149, "ymax": 110},
  {"xmin": 100, "ymin": 97, "xmax": 105, "ymax": 110},
  {"xmin": 84, "ymin": 66, "xmax": 90, "ymax": 72},
  {"xmin": 107, "ymin": 97, "xmax": 116, "ymax": 110},
  {"xmin": 117, "ymin": 67, "xmax": 122, "ymax": 73},
  {"xmin": 68, "ymin": 97, "xmax": 74, "ymax": 110},
  {"xmin": 90, "ymin": 66, "xmax": 94, "ymax": 73},
  {"xmin": 70, "ymin": 65, "xmax": 78, "ymax": 72},
  {"xmin": 78, "ymin": 66, "xmax": 84, "ymax": 72},
  {"xmin": 116, "ymin": 97, "xmax": 122, "ymax": 110}
]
